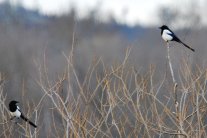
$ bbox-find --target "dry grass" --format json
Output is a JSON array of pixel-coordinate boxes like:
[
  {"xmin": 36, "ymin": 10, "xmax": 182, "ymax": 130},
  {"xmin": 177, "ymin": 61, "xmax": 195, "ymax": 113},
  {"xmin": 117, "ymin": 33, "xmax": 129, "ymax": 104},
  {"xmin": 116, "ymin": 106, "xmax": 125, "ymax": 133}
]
[{"xmin": 0, "ymin": 46, "xmax": 207, "ymax": 138}]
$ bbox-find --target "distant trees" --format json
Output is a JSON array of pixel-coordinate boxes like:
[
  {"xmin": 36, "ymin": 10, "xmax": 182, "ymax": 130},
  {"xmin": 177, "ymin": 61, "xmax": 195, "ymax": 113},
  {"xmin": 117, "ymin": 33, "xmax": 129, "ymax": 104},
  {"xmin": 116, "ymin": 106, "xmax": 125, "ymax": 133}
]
[{"xmin": 158, "ymin": 1, "xmax": 201, "ymax": 28}]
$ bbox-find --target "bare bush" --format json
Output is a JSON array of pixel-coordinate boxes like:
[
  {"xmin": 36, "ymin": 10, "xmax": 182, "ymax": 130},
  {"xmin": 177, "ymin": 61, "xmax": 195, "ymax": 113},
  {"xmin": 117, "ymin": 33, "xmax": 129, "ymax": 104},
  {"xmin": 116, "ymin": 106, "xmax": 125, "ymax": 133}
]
[{"xmin": 0, "ymin": 46, "xmax": 204, "ymax": 137}]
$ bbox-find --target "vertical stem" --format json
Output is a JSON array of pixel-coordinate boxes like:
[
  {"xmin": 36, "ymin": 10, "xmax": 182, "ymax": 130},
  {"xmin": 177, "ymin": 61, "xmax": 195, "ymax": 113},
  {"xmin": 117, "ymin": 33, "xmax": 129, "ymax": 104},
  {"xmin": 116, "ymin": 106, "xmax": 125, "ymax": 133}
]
[
  {"xmin": 167, "ymin": 43, "xmax": 183, "ymax": 137},
  {"xmin": 167, "ymin": 43, "xmax": 178, "ymax": 104},
  {"xmin": 196, "ymin": 94, "xmax": 201, "ymax": 138},
  {"xmin": 167, "ymin": 43, "xmax": 176, "ymax": 84}
]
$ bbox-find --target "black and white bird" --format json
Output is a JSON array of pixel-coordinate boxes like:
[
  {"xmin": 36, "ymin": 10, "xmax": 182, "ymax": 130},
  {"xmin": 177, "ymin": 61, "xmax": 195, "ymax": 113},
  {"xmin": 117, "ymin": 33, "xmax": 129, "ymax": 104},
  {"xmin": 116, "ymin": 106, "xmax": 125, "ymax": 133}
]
[
  {"xmin": 159, "ymin": 25, "xmax": 195, "ymax": 52},
  {"xmin": 9, "ymin": 100, "xmax": 37, "ymax": 128}
]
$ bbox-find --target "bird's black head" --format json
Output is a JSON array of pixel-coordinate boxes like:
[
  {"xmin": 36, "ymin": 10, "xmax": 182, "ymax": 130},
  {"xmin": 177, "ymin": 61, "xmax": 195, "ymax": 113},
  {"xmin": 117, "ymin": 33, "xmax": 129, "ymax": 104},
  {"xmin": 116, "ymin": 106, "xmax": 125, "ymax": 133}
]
[
  {"xmin": 9, "ymin": 100, "xmax": 19, "ymax": 106},
  {"xmin": 159, "ymin": 25, "xmax": 169, "ymax": 30},
  {"xmin": 9, "ymin": 100, "xmax": 19, "ymax": 111}
]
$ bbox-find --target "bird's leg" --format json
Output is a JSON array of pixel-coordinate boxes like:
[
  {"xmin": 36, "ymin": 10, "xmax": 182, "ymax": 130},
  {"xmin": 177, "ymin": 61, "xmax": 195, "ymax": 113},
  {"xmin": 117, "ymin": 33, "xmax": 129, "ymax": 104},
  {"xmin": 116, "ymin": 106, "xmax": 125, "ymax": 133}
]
[
  {"xmin": 10, "ymin": 117, "xmax": 18, "ymax": 125},
  {"xmin": 15, "ymin": 118, "xmax": 21, "ymax": 124},
  {"xmin": 166, "ymin": 42, "xmax": 171, "ymax": 47},
  {"xmin": 10, "ymin": 116, "xmax": 15, "ymax": 120}
]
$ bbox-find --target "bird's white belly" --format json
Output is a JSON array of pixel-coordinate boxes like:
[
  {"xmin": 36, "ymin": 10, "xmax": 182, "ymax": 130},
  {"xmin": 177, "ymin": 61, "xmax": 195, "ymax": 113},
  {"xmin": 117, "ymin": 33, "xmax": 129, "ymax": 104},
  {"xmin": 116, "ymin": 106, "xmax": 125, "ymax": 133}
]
[
  {"xmin": 162, "ymin": 30, "xmax": 173, "ymax": 42},
  {"xmin": 10, "ymin": 110, "xmax": 21, "ymax": 117}
]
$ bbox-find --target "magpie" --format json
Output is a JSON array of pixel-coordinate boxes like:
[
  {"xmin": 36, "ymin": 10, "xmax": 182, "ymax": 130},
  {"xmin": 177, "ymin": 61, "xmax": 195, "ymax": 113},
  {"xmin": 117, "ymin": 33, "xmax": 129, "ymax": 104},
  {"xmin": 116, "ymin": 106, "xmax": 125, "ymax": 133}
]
[
  {"xmin": 9, "ymin": 100, "xmax": 37, "ymax": 128},
  {"xmin": 159, "ymin": 25, "xmax": 195, "ymax": 52}
]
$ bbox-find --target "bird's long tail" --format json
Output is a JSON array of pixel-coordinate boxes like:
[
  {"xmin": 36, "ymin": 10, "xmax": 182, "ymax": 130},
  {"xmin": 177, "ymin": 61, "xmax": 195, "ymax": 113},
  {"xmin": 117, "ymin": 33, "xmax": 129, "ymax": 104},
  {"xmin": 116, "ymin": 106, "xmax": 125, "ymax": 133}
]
[
  {"xmin": 180, "ymin": 41, "xmax": 195, "ymax": 52},
  {"xmin": 20, "ymin": 114, "xmax": 37, "ymax": 128}
]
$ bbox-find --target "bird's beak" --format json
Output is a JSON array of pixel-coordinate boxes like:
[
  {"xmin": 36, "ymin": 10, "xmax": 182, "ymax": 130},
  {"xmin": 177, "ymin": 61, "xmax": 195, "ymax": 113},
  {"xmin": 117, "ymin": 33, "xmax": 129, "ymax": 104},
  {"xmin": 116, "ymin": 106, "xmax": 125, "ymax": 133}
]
[{"xmin": 158, "ymin": 27, "xmax": 161, "ymax": 29}]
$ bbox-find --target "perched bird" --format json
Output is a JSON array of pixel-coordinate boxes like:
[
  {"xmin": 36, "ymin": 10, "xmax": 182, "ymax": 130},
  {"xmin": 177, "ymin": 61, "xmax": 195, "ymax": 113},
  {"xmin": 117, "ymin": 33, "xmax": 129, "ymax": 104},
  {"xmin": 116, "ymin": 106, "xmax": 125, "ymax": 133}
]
[
  {"xmin": 9, "ymin": 100, "xmax": 37, "ymax": 128},
  {"xmin": 159, "ymin": 25, "xmax": 195, "ymax": 52}
]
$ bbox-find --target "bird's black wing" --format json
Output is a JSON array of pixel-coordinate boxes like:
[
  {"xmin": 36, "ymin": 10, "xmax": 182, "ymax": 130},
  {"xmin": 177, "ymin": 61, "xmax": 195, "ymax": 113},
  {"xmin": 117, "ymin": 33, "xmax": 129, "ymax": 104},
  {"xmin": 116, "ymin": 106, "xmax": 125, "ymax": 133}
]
[
  {"xmin": 172, "ymin": 35, "xmax": 195, "ymax": 52},
  {"xmin": 20, "ymin": 114, "xmax": 37, "ymax": 128},
  {"xmin": 172, "ymin": 34, "xmax": 181, "ymax": 43}
]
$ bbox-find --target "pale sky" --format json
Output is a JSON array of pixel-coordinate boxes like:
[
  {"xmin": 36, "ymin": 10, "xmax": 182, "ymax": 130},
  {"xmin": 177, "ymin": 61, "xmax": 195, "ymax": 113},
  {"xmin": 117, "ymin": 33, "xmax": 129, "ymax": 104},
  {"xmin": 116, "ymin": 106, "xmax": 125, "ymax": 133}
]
[{"xmin": 1, "ymin": 0, "xmax": 207, "ymax": 27}]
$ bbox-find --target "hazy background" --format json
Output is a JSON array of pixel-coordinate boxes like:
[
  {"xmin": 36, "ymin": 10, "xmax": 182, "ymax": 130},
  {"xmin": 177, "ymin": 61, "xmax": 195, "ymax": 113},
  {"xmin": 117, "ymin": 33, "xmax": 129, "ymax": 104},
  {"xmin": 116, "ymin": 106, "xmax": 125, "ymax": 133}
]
[
  {"xmin": 0, "ymin": 0, "xmax": 204, "ymax": 107},
  {"xmin": 0, "ymin": 0, "xmax": 207, "ymax": 136}
]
